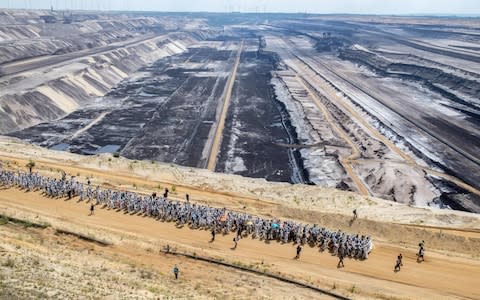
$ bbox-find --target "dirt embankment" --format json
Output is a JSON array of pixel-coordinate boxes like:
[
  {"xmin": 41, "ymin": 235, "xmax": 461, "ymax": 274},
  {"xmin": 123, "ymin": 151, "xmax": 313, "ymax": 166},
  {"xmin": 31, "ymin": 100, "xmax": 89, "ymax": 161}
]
[
  {"xmin": 1, "ymin": 218, "xmax": 332, "ymax": 299},
  {"xmin": 0, "ymin": 9, "xmax": 209, "ymax": 135},
  {"xmin": 0, "ymin": 35, "xmax": 193, "ymax": 134}
]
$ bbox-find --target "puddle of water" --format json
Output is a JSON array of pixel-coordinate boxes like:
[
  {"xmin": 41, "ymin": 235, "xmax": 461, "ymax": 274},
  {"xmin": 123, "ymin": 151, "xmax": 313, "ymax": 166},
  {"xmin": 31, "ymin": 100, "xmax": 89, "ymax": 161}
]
[
  {"xmin": 96, "ymin": 144, "xmax": 121, "ymax": 154},
  {"xmin": 50, "ymin": 143, "xmax": 70, "ymax": 151}
]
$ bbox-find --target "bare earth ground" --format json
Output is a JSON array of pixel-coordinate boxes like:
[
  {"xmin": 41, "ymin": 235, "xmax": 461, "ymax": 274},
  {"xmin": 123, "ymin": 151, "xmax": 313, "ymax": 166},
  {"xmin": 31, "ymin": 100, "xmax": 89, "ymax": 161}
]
[{"xmin": 1, "ymin": 137, "xmax": 480, "ymax": 299}]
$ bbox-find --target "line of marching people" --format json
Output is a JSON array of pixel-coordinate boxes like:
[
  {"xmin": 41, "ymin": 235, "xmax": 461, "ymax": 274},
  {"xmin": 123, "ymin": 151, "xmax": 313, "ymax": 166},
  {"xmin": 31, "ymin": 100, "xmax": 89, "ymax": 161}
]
[{"xmin": 0, "ymin": 166, "xmax": 374, "ymax": 262}]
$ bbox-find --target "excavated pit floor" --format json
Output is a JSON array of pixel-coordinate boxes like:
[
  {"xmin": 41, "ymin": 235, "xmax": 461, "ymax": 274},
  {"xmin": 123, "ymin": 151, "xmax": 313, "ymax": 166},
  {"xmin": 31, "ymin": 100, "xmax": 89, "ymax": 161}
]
[{"xmin": 11, "ymin": 38, "xmax": 307, "ymax": 183}]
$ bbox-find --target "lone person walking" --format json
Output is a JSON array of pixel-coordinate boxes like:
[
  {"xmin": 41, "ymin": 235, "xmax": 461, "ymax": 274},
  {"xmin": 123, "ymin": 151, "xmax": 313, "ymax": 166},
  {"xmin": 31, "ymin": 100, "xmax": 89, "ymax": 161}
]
[
  {"xmin": 173, "ymin": 265, "xmax": 179, "ymax": 280},
  {"xmin": 394, "ymin": 253, "xmax": 403, "ymax": 272},
  {"xmin": 210, "ymin": 228, "xmax": 216, "ymax": 242},
  {"xmin": 89, "ymin": 204, "xmax": 95, "ymax": 216},
  {"xmin": 353, "ymin": 208, "xmax": 358, "ymax": 220},
  {"xmin": 295, "ymin": 245, "xmax": 302, "ymax": 259},
  {"xmin": 232, "ymin": 236, "xmax": 238, "ymax": 249}
]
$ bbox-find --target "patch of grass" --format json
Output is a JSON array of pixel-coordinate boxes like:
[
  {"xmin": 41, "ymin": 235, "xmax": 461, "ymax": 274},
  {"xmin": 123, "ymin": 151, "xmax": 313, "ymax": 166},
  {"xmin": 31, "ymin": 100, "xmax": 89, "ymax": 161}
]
[
  {"xmin": 3, "ymin": 258, "xmax": 15, "ymax": 268},
  {"xmin": 148, "ymin": 286, "xmax": 161, "ymax": 294},
  {"xmin": 350, "ymin": 284, "xmax": 356, "ymax": 293},
  {"xmin": 140, "ymin": 270, "xmax": 153, "ymax": 279},
  {"xmin": 0, "ymin": 214, "xmax": 49, "ymax": 229},
  {"xmin": 32, "ymin": 257, "xmax": 40, "ymax": 266},
  {"xmin": 0, "ymin": 215, "xmax": 8, "ymax": 225},
  {"xmin": 22, "ymin": 220, "xmax": 34, "ymax": 228},
  {"xmin": 40, "ymin": 221, "xmax": 51, "ymax": 228},
  {"xmin": 366, "ymin": 197, "xmax": 375, "ymax": 206},
  {"xmin": 293, "ymin": 196, "xmax": 300, "ymax": 206}
]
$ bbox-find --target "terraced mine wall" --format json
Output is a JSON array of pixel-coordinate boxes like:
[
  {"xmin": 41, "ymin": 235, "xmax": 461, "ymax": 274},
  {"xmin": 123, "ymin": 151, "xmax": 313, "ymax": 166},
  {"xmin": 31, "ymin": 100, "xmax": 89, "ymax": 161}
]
[
  {"xmin": 0, "ymin": 10, "xmax": 168, "ymax": 66},
  {"xmin": 1, "ymin": 34, "xmax": 194, "ymax": 134}
]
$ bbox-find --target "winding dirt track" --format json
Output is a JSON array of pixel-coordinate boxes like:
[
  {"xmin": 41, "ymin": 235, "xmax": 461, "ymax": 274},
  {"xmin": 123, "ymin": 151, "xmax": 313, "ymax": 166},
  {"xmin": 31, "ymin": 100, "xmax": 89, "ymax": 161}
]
[
  {"xmin": 296, "ymin": 75, "xmax": 370, "ymax": 196},
  {"xmin": 299, "ymin": 54, "xmax": 480, "ymax": 196},
  {"xmin": 273, "ymin": 36, "xmax": 480, "ymax": 197},
  {"xmin": 206, "ymin": 40, "xmax": 244, "ymax": 171}
]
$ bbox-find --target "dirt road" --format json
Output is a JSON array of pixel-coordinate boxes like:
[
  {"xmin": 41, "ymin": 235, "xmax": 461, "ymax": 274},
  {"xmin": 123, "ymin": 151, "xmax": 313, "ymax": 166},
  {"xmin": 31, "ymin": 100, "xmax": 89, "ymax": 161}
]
[
  {"xmin": 1, "ymin": 185, "xmax": 479, "ymax": 299},
  {"xmin": 271, "ymin": 36, "xmax": 480, "ymax": 198},
  {"xmin": 0, "ymin": 34, "xmax": 158, "ymax": 78},
  {"xmin": 206, "ymin": 40, "xmax": 244, "ymax": 171},
  {"xmin": 296, "ymin": 76, "xmax": 370, "ymax": 196}
]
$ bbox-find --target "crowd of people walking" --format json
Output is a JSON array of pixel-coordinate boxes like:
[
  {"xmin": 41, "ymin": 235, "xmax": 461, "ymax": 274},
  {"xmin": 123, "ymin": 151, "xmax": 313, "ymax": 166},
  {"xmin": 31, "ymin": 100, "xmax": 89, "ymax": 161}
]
[{"xmin": 0, "ymin": 166, "xmax": 374, "ymax": 261}]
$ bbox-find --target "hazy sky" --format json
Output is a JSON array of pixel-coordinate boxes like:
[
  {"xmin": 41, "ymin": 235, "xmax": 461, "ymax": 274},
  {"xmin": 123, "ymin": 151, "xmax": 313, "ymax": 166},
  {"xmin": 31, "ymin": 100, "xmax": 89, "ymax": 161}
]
[{"xmin": 1, "ymin": 0, "xmax": 479, "ymax": 15}]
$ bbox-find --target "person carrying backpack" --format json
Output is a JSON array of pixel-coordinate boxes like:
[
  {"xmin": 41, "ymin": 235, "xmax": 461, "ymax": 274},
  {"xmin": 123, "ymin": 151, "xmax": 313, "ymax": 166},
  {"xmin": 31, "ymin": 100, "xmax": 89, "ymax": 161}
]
[{"xmin": 173, "ymin": 265, "xmax": 179, "ymax": 280}]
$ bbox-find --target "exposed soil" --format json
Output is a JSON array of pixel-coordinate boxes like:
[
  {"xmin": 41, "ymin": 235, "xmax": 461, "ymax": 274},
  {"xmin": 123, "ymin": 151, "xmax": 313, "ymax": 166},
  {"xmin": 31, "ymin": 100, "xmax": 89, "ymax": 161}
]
[{"xmin": 0, "ymin": 147, "xmax": 479, "ymax": 299}]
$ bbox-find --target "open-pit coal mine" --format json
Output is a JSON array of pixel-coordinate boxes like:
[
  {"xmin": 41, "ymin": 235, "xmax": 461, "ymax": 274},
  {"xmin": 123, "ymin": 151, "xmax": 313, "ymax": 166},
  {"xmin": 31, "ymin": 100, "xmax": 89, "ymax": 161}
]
[{"xmin": 2, "ymin": 10, "xmax": 480, "ymax": 212}]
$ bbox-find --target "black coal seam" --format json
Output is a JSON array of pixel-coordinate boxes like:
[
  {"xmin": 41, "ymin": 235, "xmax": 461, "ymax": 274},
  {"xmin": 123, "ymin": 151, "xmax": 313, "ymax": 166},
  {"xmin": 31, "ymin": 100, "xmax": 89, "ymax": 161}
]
[
  {"xmin": 338, "ymin": 52, "xmax": 480, "ymax": 119},
  {"xmin": 260, "ymin": 48, "xmax": 312, "ymax": 185},
  {"xmin": 270, "ymin": 84, "xmax": 312, "ymax": 185}
]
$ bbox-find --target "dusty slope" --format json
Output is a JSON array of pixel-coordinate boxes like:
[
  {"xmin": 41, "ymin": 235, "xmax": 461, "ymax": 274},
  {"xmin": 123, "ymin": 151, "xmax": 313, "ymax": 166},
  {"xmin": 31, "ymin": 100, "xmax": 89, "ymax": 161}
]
[
  {"xmin": 0, "ymin": 136, "xmax": 480, "ymax": 299},
  {"xmin": 0, "ymin": 34, "xmax": 194, "ymax": 134},
  {"xmin": 0, "ymin": 9, "xmax": 207, "ymax": 134},
  {"xmin": 1, "ymin": 186, "xmax": 479, "ymax": 300},
  {"xmin": 1, "ymin": 220, "xmax": 329, "ymax": 299}
]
